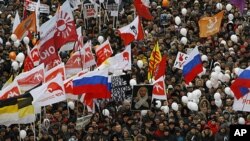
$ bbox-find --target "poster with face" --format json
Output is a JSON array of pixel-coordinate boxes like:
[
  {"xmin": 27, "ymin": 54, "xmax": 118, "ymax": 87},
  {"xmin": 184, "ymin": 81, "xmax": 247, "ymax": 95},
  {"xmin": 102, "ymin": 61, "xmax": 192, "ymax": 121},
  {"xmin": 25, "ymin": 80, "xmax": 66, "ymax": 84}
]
[{"xmin": 131, "ymin": 85, "xmax": 153, "ymax": 111}]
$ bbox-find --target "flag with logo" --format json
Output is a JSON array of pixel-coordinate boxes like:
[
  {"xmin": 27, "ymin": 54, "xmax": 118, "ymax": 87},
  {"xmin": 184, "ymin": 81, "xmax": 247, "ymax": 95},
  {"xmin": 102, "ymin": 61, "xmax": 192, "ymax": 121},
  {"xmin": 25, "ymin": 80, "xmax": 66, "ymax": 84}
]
[
  {"xmin": 80, "ymin": 93, "xmax": 94, "ymax": 112},
  {"xmin": 148, "ymin": 42, "xmax": 162, "ymax": 80},
  {"xmin": 45, "ymin": 63, "xmax": 66, "ymax": 82},
  {"xmin": 24, "ymin": 45, "xmax": 34, "ymax": 72},
  {"xmin": 30, "ymin": 44, "xmax": 40, "ymax": 66},
  {"xmin": 95, "ymin": 40, "xmax": 113, "ymax": 66},
  {"xmin": 15, "ymin": 63, "xmax": 44, "ymax": 93},
  {"xmin": 233, "ymin": 93, "xmax": 250, "ymax": 112},
  {"xmin": 134, "ymin": 0, "xmax": 153, "ymax": 20},
  {"xmin": 14, "ymin": 12, "xmax": 37, "ymax": 40},
  {"xmin": 74, "ymin": 26, "xmax": 84, "ymax": 51},
  {"xmin": 64, "ymin": 76, "xmax": 78, "ymax": 100},
  {"xmin": 0, "ymin": 98, "xmax": 19, "ymax": 125},
  {"xmin": 0, "ymin": 81, "xmax": 21, "ymax": 100},
  {"xmin": 118, "ymin": 16, "xmax": 144, "ymax": 46},
  {"xmin": 198, "ymin": 11, "xmax": 224, "ymax": 38},
  {"xmin": 153, "ymin": 76, "xmax": 167, "ymax": 100},
  {"xmin": 30, "ymin": 74, "xmax": 66, "ymax": 106},
  {"xmin": 154, "ymin": 55, "xmax": 167, "ymax": 80}
]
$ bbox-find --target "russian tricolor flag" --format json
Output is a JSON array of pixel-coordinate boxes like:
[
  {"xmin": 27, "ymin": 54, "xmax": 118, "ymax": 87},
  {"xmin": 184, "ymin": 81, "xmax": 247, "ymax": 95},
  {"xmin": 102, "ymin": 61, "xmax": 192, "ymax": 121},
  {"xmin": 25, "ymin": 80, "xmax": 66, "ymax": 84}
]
[
  {"xmin": 73, "ymin": 69, "xmax": 111, "ymax": 99},
  {"xmin": 231, "ymin": 67, "xmax": 250, "ymax": 99},
  {"xmin": 182, "ymin": 47, "xmax": 203, "ymax": 84}
]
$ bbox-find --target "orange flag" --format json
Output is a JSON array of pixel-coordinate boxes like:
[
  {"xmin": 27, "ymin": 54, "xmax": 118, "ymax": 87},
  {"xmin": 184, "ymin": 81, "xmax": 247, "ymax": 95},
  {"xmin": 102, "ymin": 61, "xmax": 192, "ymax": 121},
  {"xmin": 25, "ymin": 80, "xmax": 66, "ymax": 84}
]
[
  {"xmin": 198, "ymin": 11, "xmax": 224, "ymax": 38},
  {"xmin": 14, "ymin": 12, "xmax": 36, "ymax": 40}
]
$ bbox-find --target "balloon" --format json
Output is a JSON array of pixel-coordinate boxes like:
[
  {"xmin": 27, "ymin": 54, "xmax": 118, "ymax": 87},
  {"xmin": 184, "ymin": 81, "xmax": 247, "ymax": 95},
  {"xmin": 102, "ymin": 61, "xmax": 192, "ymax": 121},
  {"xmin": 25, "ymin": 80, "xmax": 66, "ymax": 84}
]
[
  {"xmin": 224, "ymin": 87, "xmax": 232, "ymax": 95},
  {"xmin": 174, "ymin": 16, "xmax": 181, "ymax": 25},
  {"xmin": 218, "ymin": 72, "xmax": 224, "ymax": 82},
  {"xmin": 98, "ymin": 36, "xmax": 104, "ymax": 44},
  {"xmin": 12, "ymin": 61, "xmax": 19, "ymax": 71},
  {"xmin": 99, "ymin": 0, "xmax": 104, "ymax": 3},
  {"xmin": 230, "ymin": 34, "xmax": 238, "ymax": 43},
  {"xmin": 181, "ymin": 96, "xmax": 188, "ymax": 104},
  {"xmin": 223, "ymin": 74, "xmax": 230, "ymax": 82},
  {"xmin": 68, "ymin": 101, "xmax": 75, "ymax": 110},
  {"xmin": 211, "ymin": 72, "xmax": 219, "ymax": 80},
  {"xmin": 212, "ymin": 82, "xmax": 219, "ymax": 89},
  {"xmin": 14, "ymin": 40, "xmax": 20, "ymax": 47},
  {"xmin": 220, "ymin": 40, "xmax": 226, "ymax": 45},
  {"xmin": 214, "ymin": 93, "xmax": 221, "ymax": 100},
  {"xmin": 238, "ymin": 117, "xmax": 245, "ymax": 125},
  {"xmin": 102, "ymin": 109, "xmax": 110, "ymax": 116},
  {"xmin": 140, "ymin": 110, "xmax": 148, "ymax": 116},
  {"xmin": 161, "ymin": 106, "xmax": 169, "ymax": 114},
  {"xmin": 201, "ymin": 55, "xmax": 208, "ymax": 62},
  {"xmin": 137, "ymin": 60, "xmax": 143, "ymax": 68},
  {"xmin": 234, "ymin": 67, "xmax": 240, "ymax": 75},
  {"xmin": 187, "ymin": 92, "xmax": 194, "ymax": 100},
  {"xmin": 16, "ymin": 52, "xmax": 25, "ymax": 63},
  {"xmin": 191, "ymin": 102, "xmax": 198, "ymax": 111},
  {"xmin": 6, "ymin": 41, "xmax": 11, "ymax": 46},
  {"xmin": 180, "ymin": 28, "xmax": 187, "ymax": 36},
  {"xmin": 193, "ymin": 89, "xmax": 202, "ymax": 98},
  {"xmin": 180, "ymin": 37, "xmax": 187, "ymax": 45},
  {"xmin": 187, "ymin": 102, "xmax": 192, "ymax": 110},
  {"xmin": 20, "ymin": 130, "xmax": 27, "ymax": 139},
  {"xmin": 11, "ymin": 34, "xmax": 17, "ymax": 42},
  {"xmin": 9, "ymin": 51, "xmax": 17, "ymax": 60},
  {"xmin": 228, "ymin": 13, "xmax": 234, "ymax": 21},
  {"xmin": 171, "ymin": 102, "xmax": 178, "ymax": 111},
  {"xmin": 162, "ymin": 0, "xmax": 169, "ymax": 7},
  {"xmin": 155, "ymin": 100, "xmax": 162, "ymax": 108},
  {"xmin": 215, "ymin": 99, "xmax": 222, "ymax": 107},
  {"xmin": 214, "ymin": 66, "xmax": 221, "ymax": 73},
  {"xmin": 23, "ymin": 36, "xmax": 30, "ymax": 45},
  {"xmin": 226, "ymin": 4, "xmax": 232, "ymax": 11},
  {"xmin": 216, "ymin": 3, "xmax": 223, "ymax": 10},
  {"xmin": 181, "ymin": 8, "xmax": 187, "ymax": 16},
  {"xmin": 129, "ymin": 79, "xmax": 137, "ymax": 86},
  {"xmin": 206, "ymin": 80, "xmax": 212, "ymax": 89}
]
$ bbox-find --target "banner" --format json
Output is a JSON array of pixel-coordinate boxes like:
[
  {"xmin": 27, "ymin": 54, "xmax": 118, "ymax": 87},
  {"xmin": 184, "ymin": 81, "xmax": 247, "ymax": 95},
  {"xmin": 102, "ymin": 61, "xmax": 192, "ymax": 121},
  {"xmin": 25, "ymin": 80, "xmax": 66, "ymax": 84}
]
[
  {"xmin": 84, "ymin": 3, "xmax": 99, "ymax": 18},
  {"xmin": 111, "ymin": 75, "xmax": 132, "ymax": 101},
  {"xmin": 107, "ymin": 4, "xmax": 119, "ymax": 17},
  {"xmin": 131, "ymin": 85, "xmax": 153, "ymax": 111},
  {"xmin": 233, "ymin": 93, "xmax": 250, "ymax": 112},
  {"xmin": 26, "ymin": 0, "xmax": 50, "ymax": 14},
  {"xmin": 173, "ymin": 52, "xmax": 188, "ymax": 70},
  {"xmin": 76, "ymin": 114, "xmax": 92, "ymax": 130}
]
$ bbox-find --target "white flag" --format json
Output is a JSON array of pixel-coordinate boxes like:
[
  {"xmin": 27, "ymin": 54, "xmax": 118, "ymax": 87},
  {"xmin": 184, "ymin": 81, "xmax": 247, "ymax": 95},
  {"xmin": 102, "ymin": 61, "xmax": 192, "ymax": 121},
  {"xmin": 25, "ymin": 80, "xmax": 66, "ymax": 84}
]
[{"xmin": 12, "ymin": 11, "xmax": 20, "ymax": 33}]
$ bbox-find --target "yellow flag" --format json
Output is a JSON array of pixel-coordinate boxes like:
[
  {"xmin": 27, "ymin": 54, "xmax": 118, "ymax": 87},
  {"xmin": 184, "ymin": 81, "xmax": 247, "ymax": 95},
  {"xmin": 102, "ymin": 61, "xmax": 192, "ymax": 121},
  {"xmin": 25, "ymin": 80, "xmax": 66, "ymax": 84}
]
[
  {"xmin": 198, "ymin": 11, "xmax": 224, "ymax": 38},
  {"xmin": 148, "ymin": 42, "xmax": 162, "ymax": 80},
  {"xmin": 2, "ymin": 75, "xmax": 13, "ymax": 89}
]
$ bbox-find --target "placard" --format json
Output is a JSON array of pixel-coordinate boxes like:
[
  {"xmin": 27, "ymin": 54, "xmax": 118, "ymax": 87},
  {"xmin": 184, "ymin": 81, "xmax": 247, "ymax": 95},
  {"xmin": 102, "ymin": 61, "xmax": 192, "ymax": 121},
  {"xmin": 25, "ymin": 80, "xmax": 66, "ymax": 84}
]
[
  {"xmin": 173, "ymin": 52, "xmax": 188, "ymax": 70},
  {"xmin": 111, "ymin": 74, "xmax": 132, "ymax": 101}
]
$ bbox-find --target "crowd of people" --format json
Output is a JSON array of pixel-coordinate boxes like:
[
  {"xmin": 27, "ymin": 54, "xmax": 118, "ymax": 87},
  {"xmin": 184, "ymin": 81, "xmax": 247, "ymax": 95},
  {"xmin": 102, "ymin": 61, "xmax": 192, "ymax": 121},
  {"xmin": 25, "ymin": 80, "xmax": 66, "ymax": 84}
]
[{"xmin": 0, "ymin": 0, "xmax": 250, "ymax": 141}]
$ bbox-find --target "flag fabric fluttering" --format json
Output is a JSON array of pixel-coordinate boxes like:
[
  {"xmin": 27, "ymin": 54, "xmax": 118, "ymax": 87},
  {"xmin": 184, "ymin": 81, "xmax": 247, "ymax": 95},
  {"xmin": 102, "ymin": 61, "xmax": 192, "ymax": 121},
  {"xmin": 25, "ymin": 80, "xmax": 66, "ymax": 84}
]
[
  {"xmin": 154, "ymin": 54, "xmax": 167, "ymax": 80},
  {"xmin": 230, "ymin": 67, "xmax": 250, "ymax": 99},
  {"xmin": 14, "ymin": 12, "xmax": 37, "ymax": 40},
  {"xmin": 134, "ymin": 0, "xmax": 153, "ymax": 20},
  {"xmin": 230, "ymin": 0, "xmax": 245, "ymax": 14},
  {"xmin": 45, "ymin": 63, "xmax": 66, "ymax": 82},
  {"xmin": 148, "ymin": 42, "xmax": 162, "ymax": 80},
  {"xmin": 0, "ymin": 81, "xmax": 21, "ymax": 100},
  {"xmin": 64, "ymin": 76, "xmax": 78, "ymax": 100},
  {"xmin": 12, "ymin": 11, "xmax": 21, "ymax": 33},
  {"xmin": 24, "ymin": 45, "xmax": 34, "ymax": 72},
  {"xmin": 152, "ymin": 76, "xmax": 167, "ymax": 100},
  {"xmin": 0, "ymin": 98, "xmax": 19, "ymax": 125},
  {"xmin": 118, "ymin": 16, "xmax": 144, "ymax": 46},
  {"xmin": 73, "ymin": 69, "xmax": 111, "ymax": 98},
  {"xmin": 95, "ymin": 40, "xmax": 113, "ymax": 66},
  {"xmin": 198, "ymin": 11, "xmax": 224, "ymax": 38},
  {"xmin": 182, "ymin": 46, "xmax": 203, "ymax": 84}
]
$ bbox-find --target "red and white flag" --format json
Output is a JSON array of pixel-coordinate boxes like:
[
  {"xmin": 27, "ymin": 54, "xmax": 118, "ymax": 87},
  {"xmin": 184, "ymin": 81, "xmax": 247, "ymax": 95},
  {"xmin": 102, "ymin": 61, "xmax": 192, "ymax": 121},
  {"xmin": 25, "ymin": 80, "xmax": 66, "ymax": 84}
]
[
  {"xmin": 82, "ymin": 41, "xmax": 96, "ymax": 68},
  {"xmin": 134, "ymin": 0, "xmax": 153, "ymax": 20},
  {"xmin": 64, "ymin": 76, "xmax": 78, "ymax": 100},
  {"xmin": 0, "ymin": 81, "xmax": 21, "ymax": 100},
  {"xmin": 24, "ymin": 47, "xmax": 34, "ymax": 72},
  {"xmin": 74, "ymin": 26, "xmax": 84, "ymax": 51},
  {"xmin": 54, "ymin": 0, "xmax": 78, "ymax": 49},
  {"xmin": 30, "ymin": 74, "xmax": 66, "ymax": 106},
  {"xmin": 45, "ymin": 63, "xmax": 66, "ymax": 82},
  {"xmin": 15, "ymin": 63, "xmax": 45, "ymax": 92},
  {"xmin": 95, "ymin": 40, "xmax": 113, "ymax": 66},
  {"xmin": 152, "ymin": 76, "xmax": 167, "ymax": 100},
  {"xmin": 80, "ymin": 93, "xmax": 94, "ymax": 112},
  {"xmin": 30, "ymin": 45, "xmax": 40, "ymax": 66},
  {"xmin": 118, "ymin": 16, "xmax": 144, "ymax": 46}
]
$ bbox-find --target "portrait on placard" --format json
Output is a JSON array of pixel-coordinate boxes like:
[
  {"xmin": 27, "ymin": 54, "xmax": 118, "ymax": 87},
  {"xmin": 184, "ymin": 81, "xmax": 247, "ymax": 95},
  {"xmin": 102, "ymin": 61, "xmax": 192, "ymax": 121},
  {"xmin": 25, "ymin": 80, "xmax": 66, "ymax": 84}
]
[{"xmin": 131, "ymin": 85, "xmax": 153, "ymax": 111}]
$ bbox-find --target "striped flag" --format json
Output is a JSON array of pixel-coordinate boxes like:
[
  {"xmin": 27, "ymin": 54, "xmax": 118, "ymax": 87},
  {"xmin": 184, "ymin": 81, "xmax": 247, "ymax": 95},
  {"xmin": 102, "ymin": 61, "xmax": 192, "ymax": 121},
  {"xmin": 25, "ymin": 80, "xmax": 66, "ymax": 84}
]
[{"xmin": 148, "ymin": 42, "xmax": 162, "ymax": 80}]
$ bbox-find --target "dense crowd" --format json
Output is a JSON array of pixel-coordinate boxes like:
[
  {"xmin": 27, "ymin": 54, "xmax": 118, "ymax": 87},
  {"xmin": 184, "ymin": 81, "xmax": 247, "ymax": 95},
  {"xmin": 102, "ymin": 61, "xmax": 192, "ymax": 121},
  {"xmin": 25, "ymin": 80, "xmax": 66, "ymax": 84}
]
[{"xmin": 0, "ymin": 0, "xmax": 250, "ymax": 141}]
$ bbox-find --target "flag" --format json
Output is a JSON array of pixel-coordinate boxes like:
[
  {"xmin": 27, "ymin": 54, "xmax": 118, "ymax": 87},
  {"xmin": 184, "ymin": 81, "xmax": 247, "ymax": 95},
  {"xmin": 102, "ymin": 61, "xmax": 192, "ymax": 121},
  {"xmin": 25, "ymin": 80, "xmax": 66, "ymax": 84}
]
[
  {"xmin": 12, "ymin": 11, "xmax": 21, "ymax": 33},
  {"xmin": 148, "ymin": 42, "xmax": 162, "ymax": 80},
  {"xmin": 118, "ymin": 16, "xmax": 144, "ymax": 46},
  {"xmin": 230, "ymin": 0, "xmax": 245, "ymax": 14},
  {"xmin": 64, "ymin": 77, "xmax": 78, "ymax": 100},
  {"xmin": 14, "ymin": 12, "xmax": 36, "ymax": 40},
  {"xmin": 15, "ymin": 63, "xmax": 45, "ymax": 92},
  {"xmin": 95, "ymin": 40, "xmax": 113, "ymax": 66},
  {"xmin": 80, "ymin": 93, "xmax": 94, "ymax": 112},
  {"xmin": 45, "ymin": 63, "xmax": 66, "ymax": 82},
  {"xmin": 134, "ymin": 0, "xmax": 153, "ymax": 20},
  {"xmin": 30, "ymin": 45, "xmax": 40, "ymax": 66},
  {"xmin": 182, "ymin": 46, "xmax": 203, "ymax": 84},
  {"xmin": 233, "ymin": 93, "xmax": 250, "ymax": 112},
  {"xmin": 0, "ymin": 81, "xmax": 21, "ymax": 100},
  {"xmin": 73, "ymin": 69, "xmax": 111, "ymax": 98},
  {"xmin": 198, "ymin": 11, "xmax": 224, "ymax": 38},
  {"xmin": 17, "ymin": 93, "xmax": 35, "ymax": 124},
  {"xmin": 24, "ymin": 45, "xmax": 34, "ymax": 72},
  {"xmin": 99, "ymin": 44, "xmax": 131, "ymax": 72},
  {"xmin": 0, "ymin": 98, "xmax": 19, "ymax": 125},
  {"xmin": 54, "ymin": 0, "xmax": 78, "ymax": 49},
  {"xmin": 153, "ymin": 76, "xmax": 167, "ymax": 100},
  {"xmin": 154, "ymin": 55, "xmax": 167, "ymax": 80},
  {"xmin": 230, "ymin": 66, "xmax": 250, "ymax": 99},
  {"xmin": 2, "ymin": 75, "xmax": 14, "ymax": 89},
  {"xmin": 30, "ymin": 74, "xmax": 66, "ymax": 106},
  {"xmin": 74, "ymin": 26, "xmax": 84, "ymax": 51}
]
